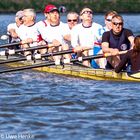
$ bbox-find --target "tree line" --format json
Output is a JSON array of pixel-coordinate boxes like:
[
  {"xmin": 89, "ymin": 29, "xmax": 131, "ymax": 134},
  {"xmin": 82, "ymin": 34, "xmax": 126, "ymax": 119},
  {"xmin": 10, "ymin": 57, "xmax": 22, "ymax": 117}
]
[{"xmin": 0, "ymin": 0, "xmax": 140, "ymax": 13}]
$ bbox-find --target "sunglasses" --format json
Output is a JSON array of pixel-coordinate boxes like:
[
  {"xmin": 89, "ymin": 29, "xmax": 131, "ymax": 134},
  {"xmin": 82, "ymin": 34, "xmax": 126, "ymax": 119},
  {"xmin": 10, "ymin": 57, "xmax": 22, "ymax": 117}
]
[
  {"xmin": 112, "ymin": 22, "xmax": 123, "ymax": 26},
  {"xmin": 19, "ymin": 17, "xmax": 23, "ymax": 21},
  {"xmin": 68, "ymin": 19, "xmax": 77, "ymax": 22},
  {"xmin": 81, "ymin": 11, "xmax": 93, "ymax": 15},
  {"xmin": 106, "ymin": 18, "xmax": 112, "ymax": 22}
]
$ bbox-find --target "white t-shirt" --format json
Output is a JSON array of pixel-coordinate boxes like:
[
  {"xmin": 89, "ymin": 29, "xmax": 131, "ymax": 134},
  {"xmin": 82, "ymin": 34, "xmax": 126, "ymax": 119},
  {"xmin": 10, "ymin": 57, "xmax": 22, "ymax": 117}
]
[
  {"xmin": 71, "ymin": 22, "xmax": 102, "ymax": 48},
  {"xmin": 18, "ymin": 23, "xmax": 40, "ymax": 47},
  {"xmin": 95, "ymin": 26, "xmax": 109, "ymax": 43},
  {"xmin": 62, "ymin": 24, "xmax": 72, "ymax": 47},
  {"xmin": 36, "ymin": 20, "xmax": 49, "ymax": 35},
  {"xmin": 41, "ymin": 22, "xmax": 69, "ymax": 45},
  {"xmin": 7, "ymin": 23, "xmax": 21, "ymax": 42}
]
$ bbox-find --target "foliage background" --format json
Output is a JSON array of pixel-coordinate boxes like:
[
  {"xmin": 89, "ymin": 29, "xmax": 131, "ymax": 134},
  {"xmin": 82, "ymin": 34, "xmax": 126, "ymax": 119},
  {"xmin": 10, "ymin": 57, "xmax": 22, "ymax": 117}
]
[{"xmin": 0, "ymin": 0, "xmax": 140, "ymax": 13}]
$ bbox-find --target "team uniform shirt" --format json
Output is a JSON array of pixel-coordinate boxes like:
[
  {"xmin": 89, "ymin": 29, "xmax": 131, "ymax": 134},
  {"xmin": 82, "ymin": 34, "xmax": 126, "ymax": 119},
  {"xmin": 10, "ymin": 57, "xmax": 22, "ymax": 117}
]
[
  {"xmin": 7, "ymin": 23, "xmax": 21, "ymax": 43},
  {"xmin": 102, "ymin": 28, "xmax": 134, "ymax": 69},
  {"xmin": 65, "ymin": 24, "xmax": 71, "ymax": 33},
  {"xmin": 102, "ymin": 28, "xmax": 133, "ymax": 51},
  {"xmin": 90, "ymin": 26, "xmax": 109, "ymax": 68},
  {"xmin": 96, "ymin": 26, "xmax": 109, "ymax": 43},
  {"xmin": 63, "ymin": 24, "xmax": 72, "ymax": 47},
  {"xmin": 18, "ymin": 23, "xmax": 41, "ymax": 47},
  {"xmin": 71, "ymin": 22, "xmax": 102, "ymax": 49},
  {"xmin": 36, "ymin": 20, "xmax": 49, "ymax": 35},
  {"xmin": 41, "ymin": 21, "xmax": 70, "ymax": 45}
]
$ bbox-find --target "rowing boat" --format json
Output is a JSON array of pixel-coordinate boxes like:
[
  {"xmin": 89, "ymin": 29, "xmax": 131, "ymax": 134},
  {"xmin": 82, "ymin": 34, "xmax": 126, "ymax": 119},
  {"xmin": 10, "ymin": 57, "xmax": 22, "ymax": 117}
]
[{"xmin": 0, "ymin": 55, "xmax": 140, "ymax": 82}]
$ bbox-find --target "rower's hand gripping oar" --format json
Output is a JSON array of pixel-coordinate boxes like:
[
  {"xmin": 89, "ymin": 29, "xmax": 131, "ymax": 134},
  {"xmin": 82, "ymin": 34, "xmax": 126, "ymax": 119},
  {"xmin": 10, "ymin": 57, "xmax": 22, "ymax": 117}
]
[{"xmin": 103, "ymin": 50, "xmax": 127, "ymax": 57}]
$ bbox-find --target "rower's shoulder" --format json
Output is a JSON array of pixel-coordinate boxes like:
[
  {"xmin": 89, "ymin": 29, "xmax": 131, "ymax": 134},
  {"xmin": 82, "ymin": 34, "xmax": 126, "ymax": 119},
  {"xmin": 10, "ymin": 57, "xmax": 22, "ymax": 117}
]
[
  {"xmin": 36, "ymin": 20, "xmax": 49, "ymax": 27},
  {"xmin": 92, "ymin": 22, "xmax": 102, "ymax": 28},
  {"xmin": 122, "ymin": 28, "xmax": 134, "ymax": 36},
  {"xmin": 7, "ymin": 23, "xmax": 17, "ymax": 30}
]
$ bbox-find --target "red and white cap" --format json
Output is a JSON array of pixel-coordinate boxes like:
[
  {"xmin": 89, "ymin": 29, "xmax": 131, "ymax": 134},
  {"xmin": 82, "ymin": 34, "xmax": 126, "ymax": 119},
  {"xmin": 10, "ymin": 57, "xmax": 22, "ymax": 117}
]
[{"xmin": 44, "ymin": 4, "xmax": 59, "ymax": 13}]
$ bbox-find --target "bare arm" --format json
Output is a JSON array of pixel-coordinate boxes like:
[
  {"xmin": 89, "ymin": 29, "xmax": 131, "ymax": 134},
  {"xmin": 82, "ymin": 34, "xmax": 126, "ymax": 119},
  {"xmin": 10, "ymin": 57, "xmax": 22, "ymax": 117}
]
[
  {"xmin": 8, "ymin": 29, "xmax": 18, "ymax": 38},
  {"xmin": 128, "ymin": 36, "xmax": 134, "ymax": 49},
  {"xmin": 101, "ymin": 42, "xmax": 119, "ymax": 55},
  {"xmin": 101, "ymin": 42, "xmax": 110, "ymax": 53}
]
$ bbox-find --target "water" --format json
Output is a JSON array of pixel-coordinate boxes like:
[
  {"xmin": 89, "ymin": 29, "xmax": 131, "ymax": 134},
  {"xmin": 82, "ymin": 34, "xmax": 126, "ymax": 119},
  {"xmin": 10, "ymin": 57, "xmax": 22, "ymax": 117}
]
[{"xmin": 0, "ymin": 13, "xmax": 140, "ymax": 140}]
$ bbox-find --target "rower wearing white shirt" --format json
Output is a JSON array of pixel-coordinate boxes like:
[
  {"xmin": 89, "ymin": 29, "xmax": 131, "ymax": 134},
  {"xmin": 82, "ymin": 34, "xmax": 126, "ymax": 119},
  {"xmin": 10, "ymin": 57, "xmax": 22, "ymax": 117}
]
[
  {"xmin": 71, "ymin": 22, "xmax": 102, "ymax": 48},
  {"xmin": 18, "ymin": 8, "xmax": 45, "ymax": 55},
  {"xmin": 42, "ymin": 21, "xmax": 68, "ymax": 45},
  {"xmin": 71, "ymin": 7, "xmax": 102, "ymax": 66},
  {"xmin": 64, "ymin": 12, "xmax": 79, "ymax": 47},
  {"xmin": 7, "ymin": 10, "xmax": 24, "ymax": 48},
  {"xmin": 40, "ymin": 4, "xmax": 71, "ymax": 60}
]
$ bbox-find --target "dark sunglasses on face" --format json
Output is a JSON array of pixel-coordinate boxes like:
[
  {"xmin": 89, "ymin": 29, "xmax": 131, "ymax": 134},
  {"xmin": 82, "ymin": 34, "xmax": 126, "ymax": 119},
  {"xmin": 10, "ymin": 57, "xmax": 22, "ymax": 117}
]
[
  {"xmin": 81, "ymin": 11, "xmax": 93, "ymax": 15},
  {"xmin": 112, "ymin": 22, "xmax": 123, "ymax": 26},
  {"xmin": 68, "ymin": 19, "xmax": 77, "ymax": 22},
  {"xmin": 106, "ymin": 18, "xmax": 112, "ymax": 22}
]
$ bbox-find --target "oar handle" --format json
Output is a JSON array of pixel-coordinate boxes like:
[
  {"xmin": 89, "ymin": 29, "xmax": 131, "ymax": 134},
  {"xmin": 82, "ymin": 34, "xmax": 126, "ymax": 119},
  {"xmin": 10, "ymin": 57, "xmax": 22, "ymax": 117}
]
[{"xmin": 104, "ymin": 50, "xmax": 128, "ymax": 57}]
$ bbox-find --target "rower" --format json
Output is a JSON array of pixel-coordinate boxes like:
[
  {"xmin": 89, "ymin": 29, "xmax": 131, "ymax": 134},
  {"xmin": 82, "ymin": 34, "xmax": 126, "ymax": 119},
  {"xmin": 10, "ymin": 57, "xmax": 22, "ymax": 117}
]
[
  {"xmin": 18, "ymin": 8, "xmax": 46, "ymax": 56},
  {"xmin": 64, "ymin": 11, "xmax": 79, "ymax": 47},
  {"xmin": 115, "ymin": 35, "xmax": 140, "ymax": 73},
  {"xmin": 101, "ymin": 14, "xmax": 134, "ymax": 69},
  {"xmin": 71, "ymin": 7, "xmax": 102, "ymax": 66},
  {"xmin": 7, "ymin": 10, "xmax": 24, "ymax": 49},
  {"xmin": 40, "ymin": 4, "xmax": 71, "ymax": 61}
]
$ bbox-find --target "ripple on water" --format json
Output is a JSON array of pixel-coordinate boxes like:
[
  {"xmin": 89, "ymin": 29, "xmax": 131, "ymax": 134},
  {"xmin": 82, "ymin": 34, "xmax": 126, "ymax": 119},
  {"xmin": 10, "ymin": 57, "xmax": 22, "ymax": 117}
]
[{"xmin": 0, "ymin": 64, "xmax": 140, "ymax": 139}]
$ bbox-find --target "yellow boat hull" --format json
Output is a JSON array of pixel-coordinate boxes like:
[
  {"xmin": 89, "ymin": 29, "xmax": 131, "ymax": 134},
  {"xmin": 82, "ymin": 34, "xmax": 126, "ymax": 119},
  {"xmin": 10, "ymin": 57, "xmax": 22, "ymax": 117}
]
[{"xmin": 3, "ymin": 60, "xmax": 140, "ymax": 82}]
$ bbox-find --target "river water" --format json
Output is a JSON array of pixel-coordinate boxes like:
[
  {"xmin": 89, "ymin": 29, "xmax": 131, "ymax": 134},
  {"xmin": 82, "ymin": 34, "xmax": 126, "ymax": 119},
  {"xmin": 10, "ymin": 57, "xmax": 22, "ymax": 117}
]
[{"xmin": 0, "ymin": 13, "xmax": 140, "ymax": 140}]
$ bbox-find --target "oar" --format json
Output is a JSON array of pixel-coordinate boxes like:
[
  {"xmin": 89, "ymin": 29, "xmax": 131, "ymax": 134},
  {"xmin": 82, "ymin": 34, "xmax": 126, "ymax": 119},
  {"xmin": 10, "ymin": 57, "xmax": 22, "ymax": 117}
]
[
  {"xmin": 0, "ymin": 51, "xmax": 127, "ymax": 74},
  {"xmin": 0, "ymin": 42, "xmax": 22, "ymax": 49},
  {"xmin": 0, "ymin": 49, "xmax": 75, "ymax": 65},
  {"xmin": 0, "ymin": 44, "xmax": 50, "ymax": 56},
  {"xmin": 0, "ymin": 40, "xmax": 37, "ymax": 49},
  {"xmin": 0, "ymin": 54, "xmax": 103, "ymax": 74}
]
